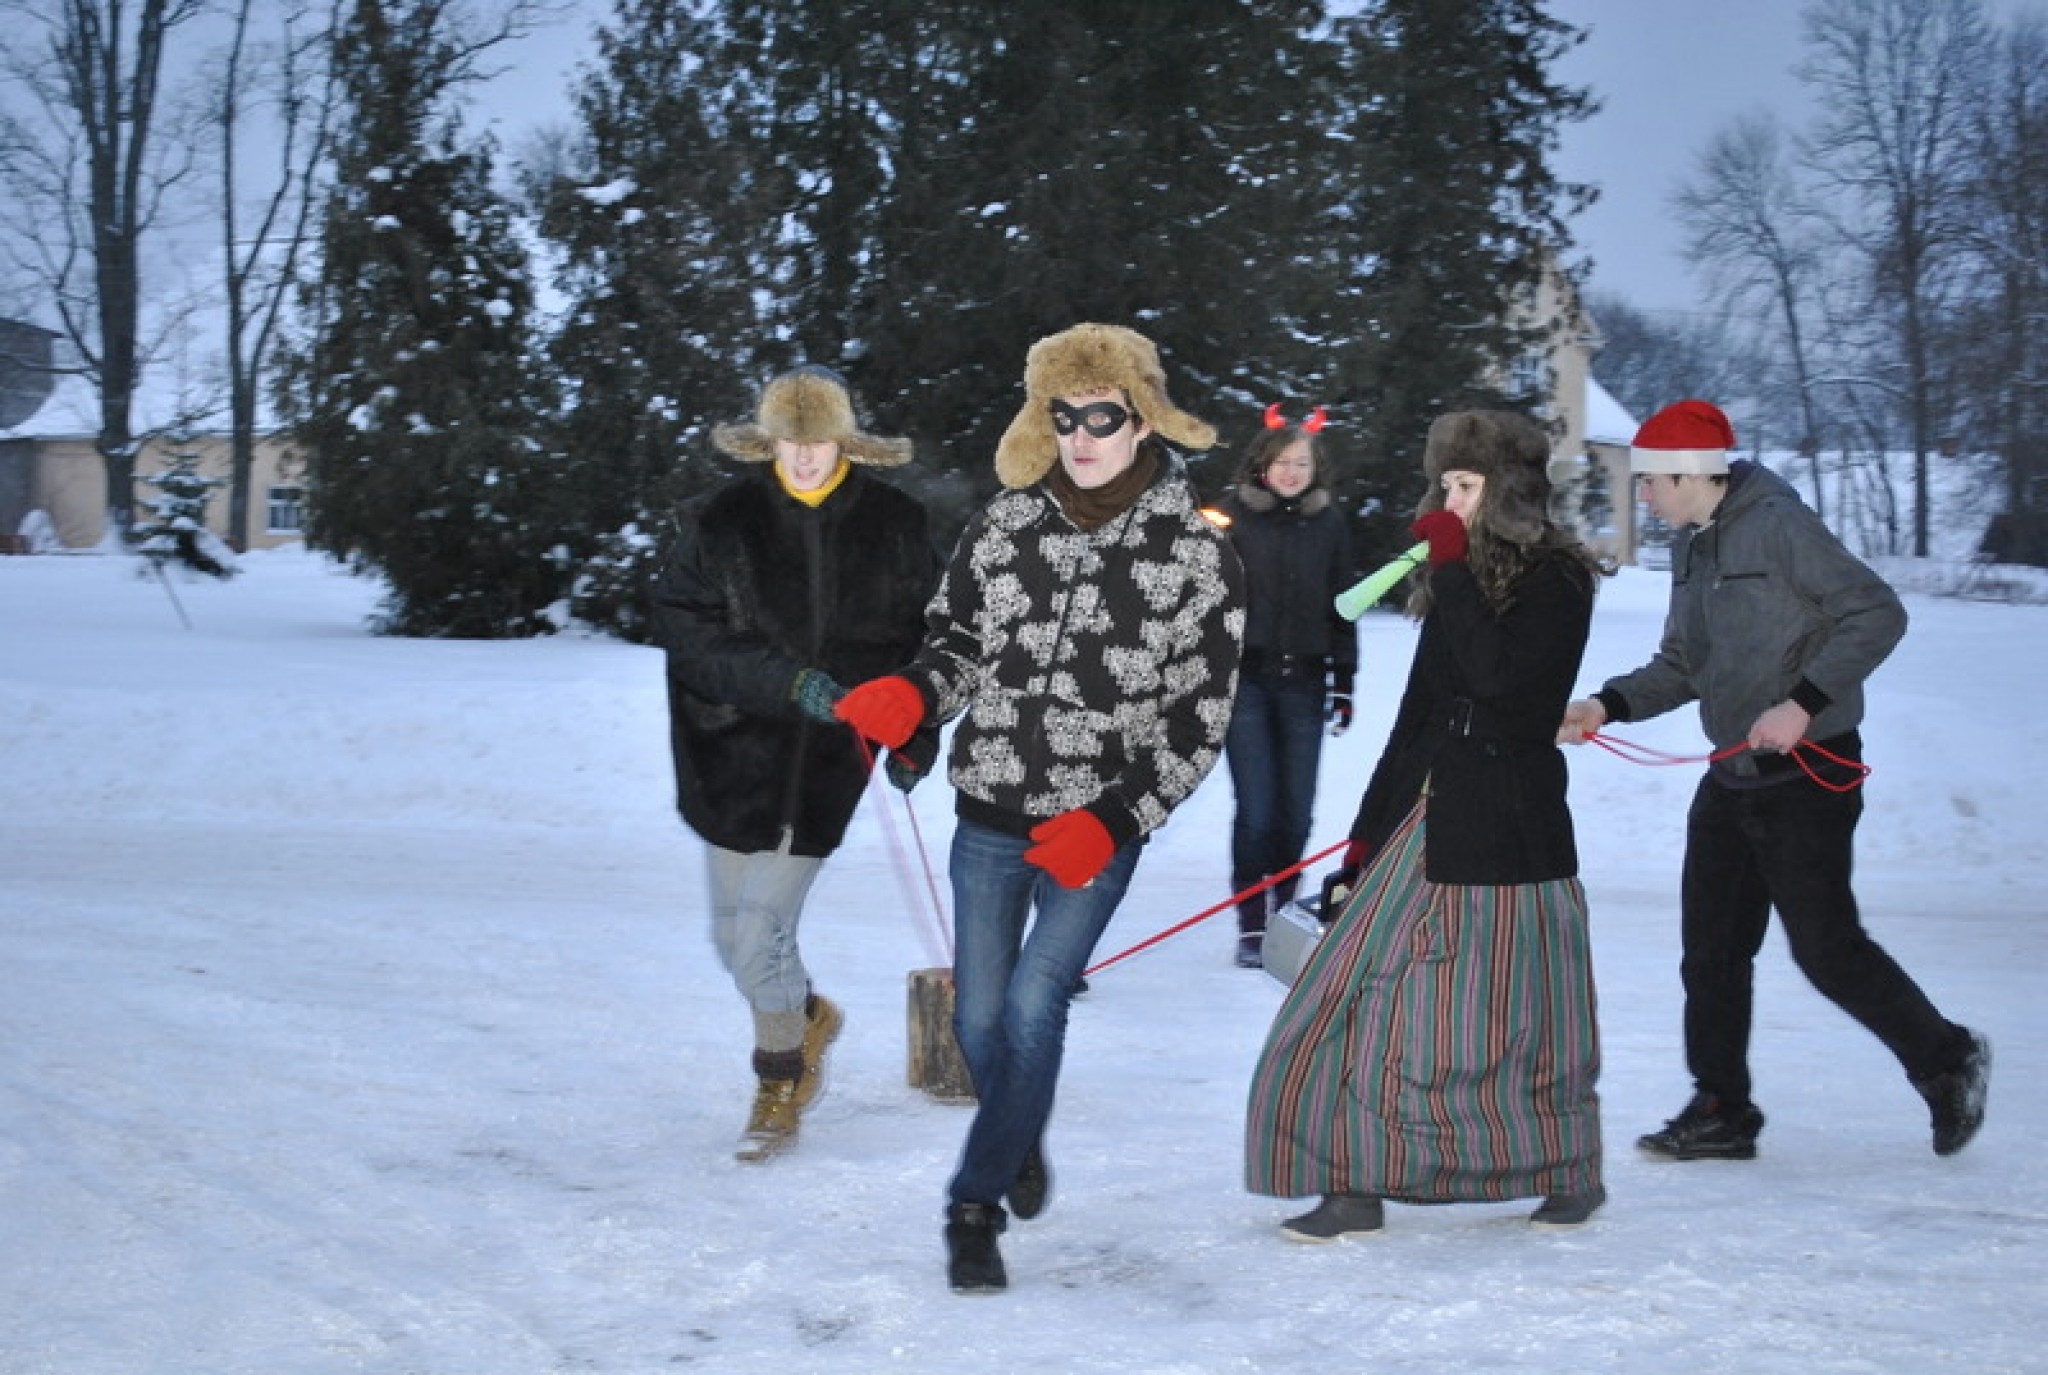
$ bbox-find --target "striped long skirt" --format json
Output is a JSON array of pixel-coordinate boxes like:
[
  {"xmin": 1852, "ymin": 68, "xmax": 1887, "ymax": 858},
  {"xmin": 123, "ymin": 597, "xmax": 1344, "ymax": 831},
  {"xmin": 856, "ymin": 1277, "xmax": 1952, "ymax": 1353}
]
[{"xmin": 1245, "ymin": 800, "xmax": 1602, "ymax": 1202}]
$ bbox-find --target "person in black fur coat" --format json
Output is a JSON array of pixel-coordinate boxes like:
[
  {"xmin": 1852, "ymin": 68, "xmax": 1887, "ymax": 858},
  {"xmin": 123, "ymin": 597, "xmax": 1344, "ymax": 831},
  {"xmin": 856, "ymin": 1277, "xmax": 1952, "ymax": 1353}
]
[{"xmin": 652, "ymin": 366, "xmax": 940, "ymax": 1163}]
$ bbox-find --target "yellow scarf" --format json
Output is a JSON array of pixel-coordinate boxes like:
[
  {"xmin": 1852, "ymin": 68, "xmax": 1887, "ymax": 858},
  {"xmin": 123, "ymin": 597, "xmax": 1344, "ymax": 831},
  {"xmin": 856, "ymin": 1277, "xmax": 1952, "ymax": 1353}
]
[{"xmin": 778, "ymin": 458, "xmax": 851, "ymax": 507}]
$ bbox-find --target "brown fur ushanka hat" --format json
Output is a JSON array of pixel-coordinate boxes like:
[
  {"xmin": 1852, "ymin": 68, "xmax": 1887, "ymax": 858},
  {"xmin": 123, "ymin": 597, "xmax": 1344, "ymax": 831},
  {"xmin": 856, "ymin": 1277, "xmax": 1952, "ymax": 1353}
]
[
  {"xmin": 1418, "ymin": 409, "xmax": 1554, "ymax": 544},
  {"xmin": 712, "ymin": 365, "xmax": 913, "ymax": 468},
  {"xmin": 992, "ymin": 323, "xmax": 1218, "ymax": 488}
]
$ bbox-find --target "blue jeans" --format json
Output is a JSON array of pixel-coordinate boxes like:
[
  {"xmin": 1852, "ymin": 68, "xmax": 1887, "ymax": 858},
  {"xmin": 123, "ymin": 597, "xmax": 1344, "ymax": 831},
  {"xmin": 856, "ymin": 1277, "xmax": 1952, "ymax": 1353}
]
[
  {"xmin": 1224, "ymin": 672, "xmax": 1327, "ymax": 933},
  {"xmin": 946, "ymin": 818, "xmax": 1144, "ymax": 1208}
]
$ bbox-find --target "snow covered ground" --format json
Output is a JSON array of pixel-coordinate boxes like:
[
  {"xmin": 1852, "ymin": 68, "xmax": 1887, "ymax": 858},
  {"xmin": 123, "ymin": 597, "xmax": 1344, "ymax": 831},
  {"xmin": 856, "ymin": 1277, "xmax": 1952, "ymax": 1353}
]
[{"xmin": 1, "ymin": 547, "xmax": 2042, "ymax": 1374}]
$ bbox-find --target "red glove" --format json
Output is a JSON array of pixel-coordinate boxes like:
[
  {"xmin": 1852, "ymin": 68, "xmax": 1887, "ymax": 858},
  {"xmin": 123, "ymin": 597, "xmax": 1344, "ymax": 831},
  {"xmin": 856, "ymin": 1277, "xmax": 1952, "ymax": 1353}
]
[
  {"xmin": 1411, "ymin": 510, "xmax": 1469, "ymax": 566},
  {"xmin": 1024, "ymin": 809, "xmax": 1116, "ymax": 890},
  {"xmin": 834, "ymin": 676, "xmax": 925, "ymax": 749}
]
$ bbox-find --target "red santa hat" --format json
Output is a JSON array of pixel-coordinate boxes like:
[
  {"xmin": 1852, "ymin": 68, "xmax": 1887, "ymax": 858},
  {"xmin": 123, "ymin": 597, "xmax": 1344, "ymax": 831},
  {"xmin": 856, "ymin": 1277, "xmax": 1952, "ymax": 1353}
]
[{"xmin": 1631, "ymin": 399, "xmax": 1735, "ymax": 476}]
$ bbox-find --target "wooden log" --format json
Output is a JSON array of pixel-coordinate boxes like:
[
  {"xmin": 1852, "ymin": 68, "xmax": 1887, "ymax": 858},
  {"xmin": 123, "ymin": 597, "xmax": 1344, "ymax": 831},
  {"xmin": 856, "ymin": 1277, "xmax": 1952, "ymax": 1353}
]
[{"xmin": 906, "ymin": 967, "xmax": 976, "ymax": 1103}]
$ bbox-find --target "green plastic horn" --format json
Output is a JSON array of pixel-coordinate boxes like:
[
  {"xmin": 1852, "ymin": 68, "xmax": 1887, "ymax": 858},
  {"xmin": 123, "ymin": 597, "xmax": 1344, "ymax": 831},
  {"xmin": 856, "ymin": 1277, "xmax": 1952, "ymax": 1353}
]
[{"xmin": 1334, "ymin": 542, "xmax": 1428, "ymax": 620}]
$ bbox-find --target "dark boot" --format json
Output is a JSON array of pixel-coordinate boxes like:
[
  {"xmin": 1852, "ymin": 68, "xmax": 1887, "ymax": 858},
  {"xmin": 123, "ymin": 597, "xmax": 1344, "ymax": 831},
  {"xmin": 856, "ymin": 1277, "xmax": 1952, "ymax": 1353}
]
[
  {"xmin": 1008, "ymin": 1142, "xmax": 1050, "ymax": 1221},
  {"xmin": 944, "ymin": 1202, "xmax": 1008, "ymax": 1294},
  {"xmin": 1913, "ymin": 1030, "xmax": 1991, "ymax": 1157},
  {"xmin": 1530, "ymin": 1184, "xmax": 1607, "ymax": 1227},
  {"xmin": 1279, "ymin": 1193, "xmax": 1384, "ymax": 1242},
  {"xmin": 1637, "ymin": 1092, "xmax": 1764, "ymax": 1161}
]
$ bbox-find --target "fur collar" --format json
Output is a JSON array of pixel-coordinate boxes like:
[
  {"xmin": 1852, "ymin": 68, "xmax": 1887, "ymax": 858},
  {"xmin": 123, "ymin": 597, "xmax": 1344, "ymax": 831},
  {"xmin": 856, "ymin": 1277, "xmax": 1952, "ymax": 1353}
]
[{"xmin": 1234, "ymin": 481, "xmax": 1331, "ymax": 516}]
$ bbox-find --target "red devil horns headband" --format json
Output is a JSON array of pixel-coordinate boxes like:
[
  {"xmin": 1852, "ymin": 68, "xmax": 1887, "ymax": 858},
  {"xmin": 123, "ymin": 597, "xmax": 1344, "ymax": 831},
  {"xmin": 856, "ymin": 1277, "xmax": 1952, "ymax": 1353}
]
[{"xmin": 1264, "ymin": 403, "xmax": 1330, "ymax": 433}]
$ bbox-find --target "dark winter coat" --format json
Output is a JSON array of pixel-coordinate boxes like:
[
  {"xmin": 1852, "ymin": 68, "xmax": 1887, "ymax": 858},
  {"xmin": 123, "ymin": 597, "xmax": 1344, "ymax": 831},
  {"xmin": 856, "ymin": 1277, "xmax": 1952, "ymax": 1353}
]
[
  {"xmin": 652, "ymin": 466, "xmax": 940, "ymax": 857},
  {"xmin": 902, "ymin": 460, "xmax": 1245, "ymax": 847},
  {"xmin": 1349, "ymin": 551, "xmax": 1594, "ymax": 885},
  {"xmin": 1216, "ymin": 483, "xmax": 1358, "ymax": 681}
]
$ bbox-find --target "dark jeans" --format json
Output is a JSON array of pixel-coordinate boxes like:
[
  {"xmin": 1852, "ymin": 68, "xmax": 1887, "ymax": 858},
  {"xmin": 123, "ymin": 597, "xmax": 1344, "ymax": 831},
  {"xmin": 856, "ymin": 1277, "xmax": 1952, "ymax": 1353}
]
[
  {"xmin": 946, "ymin": 819, "xmax": 1144, "ymax": 1208},
  {"xmin": 1679, "ymin": 773, "xmax": 1969, "ymax": 1105},
  {"xmin": 1224, "ymin": 672, "xmax": 1327, "ymax": 934}
]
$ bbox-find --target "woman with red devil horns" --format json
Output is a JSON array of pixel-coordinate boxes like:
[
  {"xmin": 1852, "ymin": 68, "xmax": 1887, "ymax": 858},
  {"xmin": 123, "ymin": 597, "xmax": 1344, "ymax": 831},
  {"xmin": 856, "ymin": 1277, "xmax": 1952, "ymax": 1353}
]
[{"xmin": 1210, "ymin": 403, "xmax": 1359, "ymax": 968}]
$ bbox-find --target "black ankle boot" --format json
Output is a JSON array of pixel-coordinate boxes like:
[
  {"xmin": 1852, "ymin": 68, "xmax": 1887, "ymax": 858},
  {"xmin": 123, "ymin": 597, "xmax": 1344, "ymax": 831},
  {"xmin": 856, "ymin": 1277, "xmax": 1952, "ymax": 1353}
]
[
  {"xmin": 1008, "ymin": 1143, "xmax": 1050, "ymax": 1221},
  {"xmin": 944, "ymin": 1202, "xmax": 1008, "ymax": 1293},
  {"xmin": 1279, "ymin": 1193, "xmax": 1384, "ymax": 1242}
]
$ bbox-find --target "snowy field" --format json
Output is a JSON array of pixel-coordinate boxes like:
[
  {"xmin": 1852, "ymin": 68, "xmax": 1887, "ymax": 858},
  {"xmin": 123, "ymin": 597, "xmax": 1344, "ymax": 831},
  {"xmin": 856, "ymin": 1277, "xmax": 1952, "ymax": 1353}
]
[{"xmin": 1, "ymin": 546, "xmax": 2043, "ymax": 1374}]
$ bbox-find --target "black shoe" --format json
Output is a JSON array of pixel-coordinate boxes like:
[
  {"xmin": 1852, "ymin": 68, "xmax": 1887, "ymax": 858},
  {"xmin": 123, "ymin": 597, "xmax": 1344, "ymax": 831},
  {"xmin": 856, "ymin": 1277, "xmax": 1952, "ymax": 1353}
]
[
  {"xmin": 1530, "ymin": 1184, "xmax": 1607, "ymax": 1228},
  {"xmin": 944, "ymin": 1202, "xmax": 1008, "ymax": 1294},
  {"xmin": 1279, "ymin": 1193, "xmax": 1384, "ymax": 1242},
  {"xmin": 1070, "ymin": 976, "xmax": 1089, "ymax": 998},
  {"xmin": 1008, "ymin": 1143, "xmax": 1050, "ymax": 1221},
  {"xmin": 1235, "ymin": 934, "xmax": 1264, "ymax": 969},
  {"xmin": 1637, "ymin": 1093, "xmax": 1765, "ymax": 1160},
  {"xmin": 1914, "ymin": 1030, "xmax": 1991, "ymax": 1157}
]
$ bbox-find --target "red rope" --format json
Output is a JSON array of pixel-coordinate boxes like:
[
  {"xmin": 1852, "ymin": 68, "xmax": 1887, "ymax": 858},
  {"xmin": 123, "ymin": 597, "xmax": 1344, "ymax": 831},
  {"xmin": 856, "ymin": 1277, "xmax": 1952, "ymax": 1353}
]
[
  {"xmin": 1586, "ymin": 730, "xmax": 1870, "ymax": 793},
  {"xmin": 899, "ymin": 786, "xmax": 953, "ymax": 959},
  {"xmin": 1083, "ymin": 838, "xmax": 1350, "ymax": 977},
  {"xmin": 854, "ymin": 736, "xmax": 953, "ymax": 965}
]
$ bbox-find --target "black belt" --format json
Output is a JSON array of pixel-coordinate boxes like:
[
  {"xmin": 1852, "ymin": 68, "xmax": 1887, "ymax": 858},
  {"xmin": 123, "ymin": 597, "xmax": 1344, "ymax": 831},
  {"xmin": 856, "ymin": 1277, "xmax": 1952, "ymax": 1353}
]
[
  {"xmin": 1242, "ymin": 649, "xmax": 1328, "ymax": 680},
  {"xmin": 1430, "ymin": 696, "xmax": 1531, "ymax": 742}
]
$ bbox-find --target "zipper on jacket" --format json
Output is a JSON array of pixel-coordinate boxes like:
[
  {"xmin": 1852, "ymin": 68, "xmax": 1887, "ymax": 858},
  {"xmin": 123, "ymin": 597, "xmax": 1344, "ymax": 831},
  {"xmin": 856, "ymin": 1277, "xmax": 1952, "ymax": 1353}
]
[{"xmin": 779, "ymin": 504, "xmax": 831, "ymax": 837}]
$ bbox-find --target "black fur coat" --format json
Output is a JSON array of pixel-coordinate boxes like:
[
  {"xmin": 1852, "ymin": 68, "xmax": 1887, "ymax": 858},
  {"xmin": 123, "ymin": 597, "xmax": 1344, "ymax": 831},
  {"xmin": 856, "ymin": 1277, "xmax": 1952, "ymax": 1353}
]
[{"xmin": 652, "ymin": 467, "xmax": 940, "ymax": 857}]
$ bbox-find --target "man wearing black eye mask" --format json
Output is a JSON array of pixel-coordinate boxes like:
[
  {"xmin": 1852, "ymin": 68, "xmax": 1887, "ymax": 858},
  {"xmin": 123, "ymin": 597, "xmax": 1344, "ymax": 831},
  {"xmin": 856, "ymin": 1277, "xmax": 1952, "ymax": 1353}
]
[
  {"xmin": 837, "ymin": 323, "xmax": 1246, "ymax": 1294},
  {"xmin": 1049, "ymin": 397, "xmax": 1139, "ymax": 440}
]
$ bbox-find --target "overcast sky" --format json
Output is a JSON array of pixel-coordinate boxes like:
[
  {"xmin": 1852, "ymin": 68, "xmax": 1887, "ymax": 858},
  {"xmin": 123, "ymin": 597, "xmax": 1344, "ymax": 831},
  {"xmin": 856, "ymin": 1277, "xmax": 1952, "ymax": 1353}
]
[{"xmin": 1547, "ymin": 0, "xmax": 1817, "ymax": 318}]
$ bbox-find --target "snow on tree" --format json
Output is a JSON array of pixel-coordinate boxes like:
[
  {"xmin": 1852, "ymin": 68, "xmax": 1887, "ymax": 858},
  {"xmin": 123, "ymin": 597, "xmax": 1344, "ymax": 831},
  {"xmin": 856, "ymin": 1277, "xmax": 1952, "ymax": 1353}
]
[{"xmin": 133, "ymin": 441, "xmax": 239, "ymax": 580}]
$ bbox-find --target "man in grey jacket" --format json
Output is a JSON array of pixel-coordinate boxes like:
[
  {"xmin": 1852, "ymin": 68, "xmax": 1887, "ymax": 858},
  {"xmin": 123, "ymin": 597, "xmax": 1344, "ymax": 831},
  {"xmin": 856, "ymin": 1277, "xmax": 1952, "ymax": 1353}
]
[{"xmin": 1560, "ymin": 399, "xmax": 1989, "ymax": 1163}]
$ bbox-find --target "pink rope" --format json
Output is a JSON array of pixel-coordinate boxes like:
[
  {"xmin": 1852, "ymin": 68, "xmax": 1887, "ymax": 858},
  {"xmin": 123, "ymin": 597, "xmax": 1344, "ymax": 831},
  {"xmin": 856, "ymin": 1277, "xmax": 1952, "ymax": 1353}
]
[
  {"xmin": 1586, "ymin": 730, "xmax": 1870, "ymax": 792},
  {"xmin": 854, "ymin": 737, "xmax": 953, "ymax": 966},
  {"xmin": 899, "ymin": 786, "xmax": 953, "ymax": 961}
]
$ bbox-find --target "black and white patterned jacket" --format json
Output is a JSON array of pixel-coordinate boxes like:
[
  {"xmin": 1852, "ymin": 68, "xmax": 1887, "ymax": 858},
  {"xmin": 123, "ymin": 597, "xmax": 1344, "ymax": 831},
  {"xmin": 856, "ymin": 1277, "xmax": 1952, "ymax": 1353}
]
[{"xmin": 902, "ymin": 461, "xmax": 1245, "ymax": 847}]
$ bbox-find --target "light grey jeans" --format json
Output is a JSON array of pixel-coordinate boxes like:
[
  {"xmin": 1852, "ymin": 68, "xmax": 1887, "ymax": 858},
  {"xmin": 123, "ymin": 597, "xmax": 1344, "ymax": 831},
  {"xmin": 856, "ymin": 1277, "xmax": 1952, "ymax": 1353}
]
[{"xmin": 706, "ymin": 837, "xmax": 825, "ymax": 1053}]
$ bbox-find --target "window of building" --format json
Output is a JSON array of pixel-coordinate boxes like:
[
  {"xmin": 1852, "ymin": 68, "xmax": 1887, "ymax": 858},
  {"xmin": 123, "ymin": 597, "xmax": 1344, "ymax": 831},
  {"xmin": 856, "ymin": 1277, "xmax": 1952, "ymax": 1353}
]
[{"xmin": 267, "ymin": 485, "xmax": 305, "ymax": 535}]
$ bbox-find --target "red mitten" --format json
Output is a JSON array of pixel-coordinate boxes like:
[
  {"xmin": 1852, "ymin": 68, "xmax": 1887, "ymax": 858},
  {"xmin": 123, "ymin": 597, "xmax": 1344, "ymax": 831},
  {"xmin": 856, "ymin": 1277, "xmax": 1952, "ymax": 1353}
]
[
  {"xmin": 834, "ymin": 676, "xmax": 925, "ymax": 749},
  {"xmin": 1024, "ymin": 809, "xmax": 1116, "ymax": 890},
  {"xmin": 1411, "ymin": 510, "xmax": 1469, "ymax": 566}
]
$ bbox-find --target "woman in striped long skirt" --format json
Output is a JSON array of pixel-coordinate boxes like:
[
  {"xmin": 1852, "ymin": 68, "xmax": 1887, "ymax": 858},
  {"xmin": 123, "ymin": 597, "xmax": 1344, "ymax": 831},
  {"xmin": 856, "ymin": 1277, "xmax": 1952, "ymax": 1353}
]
[{"xmin": 1245, "ymin": 410, "xmax": 1609, "ymax": 1237}]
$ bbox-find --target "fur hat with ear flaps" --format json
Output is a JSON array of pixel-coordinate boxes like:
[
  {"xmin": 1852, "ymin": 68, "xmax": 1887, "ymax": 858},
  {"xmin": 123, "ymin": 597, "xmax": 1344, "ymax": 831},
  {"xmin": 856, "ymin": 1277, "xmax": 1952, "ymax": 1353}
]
[
  {"xmin": 1419, "ymin": 409, "xmax": 1554, "ymax": 544},
  {"xmin": 993, "ymin": 323, "xmax": 1218, "ymax": 489},
  {"xmin": 712, "ymin": 365, "xmax": 913, "ymax": 468}
]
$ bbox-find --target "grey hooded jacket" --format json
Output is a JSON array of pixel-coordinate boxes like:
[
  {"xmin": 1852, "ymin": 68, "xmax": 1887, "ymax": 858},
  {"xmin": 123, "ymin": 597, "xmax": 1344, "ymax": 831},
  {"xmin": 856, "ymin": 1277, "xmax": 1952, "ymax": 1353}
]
[{"xmin": 1597, "ymin": 462, "xmax": 1905, "ymax": 781}]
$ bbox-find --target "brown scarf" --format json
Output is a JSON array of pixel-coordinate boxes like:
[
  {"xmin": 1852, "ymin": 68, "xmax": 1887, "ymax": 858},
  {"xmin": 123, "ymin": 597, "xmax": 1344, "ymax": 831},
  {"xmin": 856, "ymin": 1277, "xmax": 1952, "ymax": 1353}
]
[{"xmin": 1042, "ymin": 445, "xmax": 1162, "ymax": 532}]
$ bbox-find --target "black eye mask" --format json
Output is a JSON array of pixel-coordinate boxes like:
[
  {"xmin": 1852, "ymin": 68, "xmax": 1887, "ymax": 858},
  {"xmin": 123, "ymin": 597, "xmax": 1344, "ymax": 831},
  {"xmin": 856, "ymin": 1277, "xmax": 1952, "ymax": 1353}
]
[{"xmin": 1050, "ymin": 399, "xmax": 1136, "ymax": 439}]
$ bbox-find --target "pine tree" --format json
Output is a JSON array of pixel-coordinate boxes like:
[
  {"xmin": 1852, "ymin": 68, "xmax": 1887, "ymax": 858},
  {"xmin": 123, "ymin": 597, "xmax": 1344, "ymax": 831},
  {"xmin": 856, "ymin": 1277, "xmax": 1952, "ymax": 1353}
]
[
  {"xmin": 1321, "ymin": 0, "xmax": 1595, "ymax": 563},
  {"xmin": 280, "ymin": 0, "xmax": 559, "ymax": 638},
  {"xmin": 848, "ymin": 0, "xmax": 1334, "ymax": 510},
  {"xmin": 134, "ymin": 440, "xmax": 238, "ymax": 580},
  {"xmin": 532, "ymin": 0, "xmax": 762, "ymax": 641},
  {"xmin": 526, "ymin": 0, "xmax": 1594, "ymax": 602}
]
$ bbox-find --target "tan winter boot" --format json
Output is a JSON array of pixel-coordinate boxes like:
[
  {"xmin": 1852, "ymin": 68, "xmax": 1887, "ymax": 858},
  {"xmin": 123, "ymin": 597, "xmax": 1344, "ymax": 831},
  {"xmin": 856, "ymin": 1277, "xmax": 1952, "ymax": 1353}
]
[
  {"xmin": 735, "ymin": 1075, "xmax": 801, "ymax": 1163},
  {"xmin": 793, "ymin": 993, "xmax": 845, "ymax": 1110}
]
